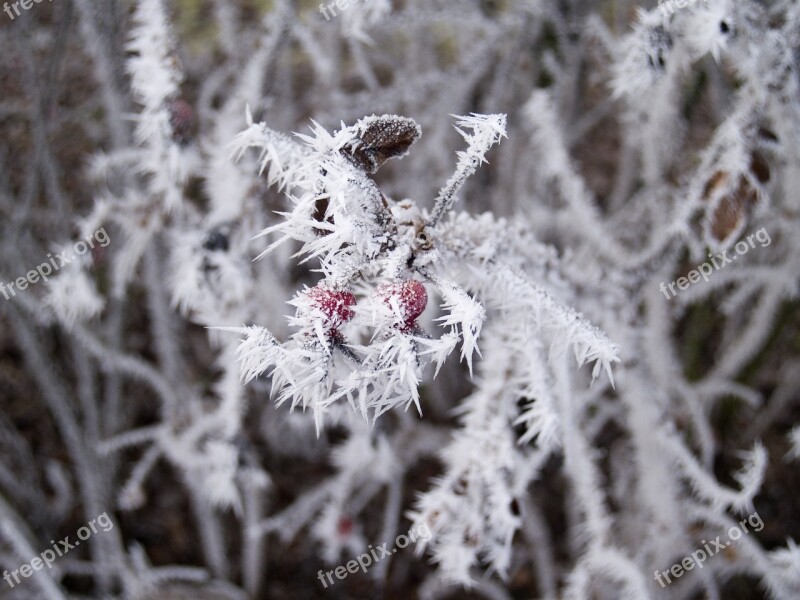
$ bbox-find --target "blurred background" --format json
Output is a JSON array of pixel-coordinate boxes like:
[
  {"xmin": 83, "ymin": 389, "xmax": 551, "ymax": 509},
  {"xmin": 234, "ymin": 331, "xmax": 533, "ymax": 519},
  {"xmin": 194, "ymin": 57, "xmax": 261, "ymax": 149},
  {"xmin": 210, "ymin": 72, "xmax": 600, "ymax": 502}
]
[{"xmin": 1, "ymin": 1, "xmax": 800, "ymax": 599}]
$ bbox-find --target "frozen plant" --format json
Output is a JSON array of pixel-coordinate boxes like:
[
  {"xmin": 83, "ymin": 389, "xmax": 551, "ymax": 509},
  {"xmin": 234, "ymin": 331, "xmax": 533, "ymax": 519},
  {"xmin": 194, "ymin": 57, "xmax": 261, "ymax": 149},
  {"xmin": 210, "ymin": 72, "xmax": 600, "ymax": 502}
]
[
  {"xmin": 228, "ymin": 112, "xmax": 513, "ymax": 427},
  {"xmin": 0, "ymin": 0, "xmax": 799, "ymax": 599}
]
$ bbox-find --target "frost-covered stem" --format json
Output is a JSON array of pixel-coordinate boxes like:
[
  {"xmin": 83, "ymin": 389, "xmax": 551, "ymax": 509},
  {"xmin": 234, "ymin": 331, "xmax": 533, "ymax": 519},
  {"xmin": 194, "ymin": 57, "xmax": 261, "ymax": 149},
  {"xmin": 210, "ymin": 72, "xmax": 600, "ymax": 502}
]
[
  {"xmin": 72, "ymin": 339, "xmax": 100, "ymax": 445},
  {"xmin": 213, "ymin": 0, "xmax": 238, "ymax": 59},
  {"xmin": 481, "ymin": 11, "xmax": 536, "ymax": 114},
  {"xmin": 619, "ymin": 370, "xmax": 685, "ymax": 561},
  {"xmin": 74, "ymin": 0, "xmax": 128, "ymax": 147},
  {"xmin": 102, "ymin": 296, "xmax": 126, "ymax": 448},
  {"xmin": 187, "ymin": 481, "xmax": 230, "ymax": 577},
  {"xmin": 293, "ymin": 23, "xmax": 335, "ymax": 88},
  {"xmin": 213, "ymin": 342, "xmax": 247, "ymax": 440},
  {"xmin": 207, "ymin": 0, "xmax": 293, "ymax": 220},
  {"xmin": 251, "ymin": 480, "xmax": 336, "ymax": 540},
  {"xmin": 419, "ymin": 575, "xmax": 515, "ymax": 600},
  {"xmin": 642, "ymin": 277, "xmax": 716, "ymax": 466},
  {"xmin": 586, "ymin": 548, "xmax": 652, "ymax": 600},
  {"xmin": 704, "ymin": 284, "xmax": 783, "ymax": 381},
  {"xmin": 546, "ymin": 1, "xmax": 581, "ymax": 122},
  {"xmin": 662, "ymin": 434, "xmax": 765, "ymax": 513},
  {"xmin": 746, "ymin": 360, "xmax": 800, "ymax": 443},
  {"xmin": 118, "ymin": 445, "xmax": 161, "ymax": 507},
  {"xmin": 144, "ymin": 244, "xmax": 183, "ymax": 418},
  {"xmin": 526, "ymin": 91, "xmax": 680, "ymax": 268},
  {"xmin": 566, "ymin": 98, "xmax": 615, "ymax": 147},
  {"xmin": 6, "ymin": 308, "xmax": 86, "ymax": 494},
  {"xmin": 348, "ymin": 37, "xmax": 380, "ymax": 90},
  {"xmin": 4, "ymin": 306, "xmax": 125, "ymax": 592},
  {"xmin": 0, "ymin": 495, "xmax": 68, "ymax": 600},
  {"xmin": 520, "ymin": 496, "xmax": 558, "ymax": 600},
  {"xmin": 429, "ymin": 159, "xmax": 471, "ymax": 226},
  {"xmin": 70, "ymin": 341, "xmax": 124, "ymax": 594},
  {"xmin": 371, "ymin": 476, "xmax": 404, "ymax": 583},
  {"xmin": 607, "ymin": 128, "xmax": 640, "ymax": 210},
  {"xmin": 429, "ymin": 114, "xmax": 507, "ymax": 226},
  {"xmin": 685, "ymin": 503, "xmax": 788, "ymax": 596},
  {"xmin": 18, "ymin": 35, "xmax": 68, "ymax": 225},
  {"xmin": 552, "ymin": 342, "xmax": 610, "ymax": 546},
  {"xmin": 127, "ymin": 0, "xmax": 187, "ymax": 211},
  {"xmin": 0, "ymin": 462, "xmax": 46, "ymax": 518},
  {"xmin": 473, "ymin": 579, "xmax": 515, "ymax": 600},
  {"xmin": 242, "ymin": 476, "xmax": 267, "ymax": 597},
  {"xmin": 348, "ymin": 480, "xmax": 384, "ymax": 520},
  {"xmin": 71, "ymin": 324, "xmax": 180, "ymax": 410}
]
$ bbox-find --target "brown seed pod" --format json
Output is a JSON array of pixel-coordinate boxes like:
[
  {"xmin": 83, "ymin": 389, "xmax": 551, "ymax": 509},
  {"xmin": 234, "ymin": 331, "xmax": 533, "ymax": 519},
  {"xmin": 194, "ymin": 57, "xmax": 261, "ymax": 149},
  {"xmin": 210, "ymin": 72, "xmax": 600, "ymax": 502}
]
[
  {"xmin": 710, "ymin": 193, "xmax": 746, "ymax": 242},
  {"xmin": 709, "ymin": 174, "xmax": 759, "ymax": 243},
  {"xmin": 415, "ymin": 230, "xmax": 434, "ymax": 251},
  {"xmin": 702, "ymin": 170, "xmax": 729, "ymax": 202},
  {"xmin": 413, "ymin": 222, "xmax": 434, "ymax": 251},
  {"xmin": 750, "ymin": 150, "xmax": 770, "ymax": 184},
  {"xmin": 702, "ymin": 149, "xmax": 769, "ymax": 244},
  {"xmin": 340, "ymin": 115, "xmax": 422, "ymax": 174}
]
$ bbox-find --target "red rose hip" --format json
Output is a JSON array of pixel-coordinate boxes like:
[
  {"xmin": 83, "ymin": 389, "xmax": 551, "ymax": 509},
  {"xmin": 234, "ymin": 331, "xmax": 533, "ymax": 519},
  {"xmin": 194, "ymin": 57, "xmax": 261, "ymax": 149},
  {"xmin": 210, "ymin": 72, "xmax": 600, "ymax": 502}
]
[
  {"xmin": 336, "ymin": 516, "xmax": 353, "ymax": 537},
  {"xmin": 380, "ymin": 279, "xmax": 428, "ymax": 331},
  {"xmin": 306, "ymin": 284, "xmax": 356, "ymax": 330},
  {"xmin": 167, "ymin": 98, "xmax": 195, "ymax": 145}
]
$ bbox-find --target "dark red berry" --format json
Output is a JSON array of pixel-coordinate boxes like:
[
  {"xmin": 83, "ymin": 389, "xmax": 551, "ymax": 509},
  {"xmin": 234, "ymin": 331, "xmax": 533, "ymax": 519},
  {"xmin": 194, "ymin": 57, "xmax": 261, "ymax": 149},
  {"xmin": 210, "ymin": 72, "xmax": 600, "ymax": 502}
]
[
  {"xmin": 337, "ymin": 516, "xmax": 353, "ymax": 537},
  {"xmin": 306, "ymin": 285, "xmax": 356, "ymax": 329},
  {"xmin": 380, "ymin": 279, "xmax": 427, "ymax": 331},
  {"xmin": 91, "ymin": 244, "xmax": 107, "ymax": 267},
  {"xmin": 168, "ymin": 98, "xmax": 195, "ymax": 145}
]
